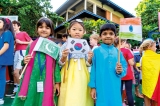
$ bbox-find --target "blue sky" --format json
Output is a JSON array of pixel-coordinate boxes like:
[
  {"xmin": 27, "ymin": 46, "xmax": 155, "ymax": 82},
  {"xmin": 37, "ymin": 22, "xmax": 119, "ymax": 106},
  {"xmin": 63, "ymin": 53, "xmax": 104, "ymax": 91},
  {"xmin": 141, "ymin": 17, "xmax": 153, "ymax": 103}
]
[{"xmin": 51, "ymin": 0, "xmax": 142, "ymax": 16}]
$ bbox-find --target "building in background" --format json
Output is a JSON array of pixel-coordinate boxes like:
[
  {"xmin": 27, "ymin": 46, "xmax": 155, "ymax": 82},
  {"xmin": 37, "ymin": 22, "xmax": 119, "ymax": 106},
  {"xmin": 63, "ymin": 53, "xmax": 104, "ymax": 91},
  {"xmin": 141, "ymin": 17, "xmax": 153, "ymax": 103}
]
[
  {"xmin": 54, "ymin": 0, "xmax": 134, "ymax": 38},
  {"xmin": 0, "ymin": 16, "xmax": 18, "ymax": 21}
]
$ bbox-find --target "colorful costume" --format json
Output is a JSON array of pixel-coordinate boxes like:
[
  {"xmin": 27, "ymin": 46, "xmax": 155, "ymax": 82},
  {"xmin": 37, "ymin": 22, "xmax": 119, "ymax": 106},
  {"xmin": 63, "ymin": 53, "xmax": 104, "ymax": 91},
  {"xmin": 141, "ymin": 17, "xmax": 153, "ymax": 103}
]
[
  {"xmin": 88, "ymin": 44, "xmax": 127, "ymax": 106},
  {"xmin": 142, "ymin": 50, "xmax": 160, "ymax": 105},
  {"xmin": 58, "ymin": 43, "xmax": 93, "ymax": 106},
  {"xmin": 12, "ymin": 38, "xmax": 61, "ymax": 106}
]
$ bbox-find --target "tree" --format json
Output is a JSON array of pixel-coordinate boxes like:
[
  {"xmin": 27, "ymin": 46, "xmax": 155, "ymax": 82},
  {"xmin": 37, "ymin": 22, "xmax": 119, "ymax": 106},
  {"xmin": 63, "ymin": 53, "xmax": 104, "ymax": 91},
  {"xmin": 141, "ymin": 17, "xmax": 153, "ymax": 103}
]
[
  {"xmin": 0, "ymin": 0, "xmax": 64, "ymax": 37},
  {"xmin": 83, "ymin": 19, "xmax": 107, "ymax": 34},
  {"xmin": 135, "ymin": 0, "xmax": 160, "ymax": 39},
  {"xmin": 83, "ymin": 19, "xmax": 107, "ymax": 39}
]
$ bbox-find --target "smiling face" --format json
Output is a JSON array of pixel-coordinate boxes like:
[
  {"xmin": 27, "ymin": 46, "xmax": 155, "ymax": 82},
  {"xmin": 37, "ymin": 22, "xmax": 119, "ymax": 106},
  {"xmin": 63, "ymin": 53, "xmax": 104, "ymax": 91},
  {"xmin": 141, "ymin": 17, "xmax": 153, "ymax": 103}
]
[
  {"xmin": 68, "ymin": 22, "xmax": 85, "ymax": 39},
  {"xmin": 100, "ymin": 29, "xmax": 116, "ymax": 45},
  {"xmin": 37, "ymin": 22, "xmax": 51, "ymax": 38},
  {"xmin": 12, "ymin": 24, "xmax": 20, "ymax": 32}
]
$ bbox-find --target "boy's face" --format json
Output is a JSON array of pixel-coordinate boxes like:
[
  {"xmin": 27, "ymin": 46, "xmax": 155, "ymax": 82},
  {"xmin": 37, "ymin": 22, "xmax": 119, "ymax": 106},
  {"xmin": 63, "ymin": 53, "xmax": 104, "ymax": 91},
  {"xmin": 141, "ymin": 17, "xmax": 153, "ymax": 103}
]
[
  {"xmin": 90, "ymin": 38, "xmax": 97, "ymax": 46},
  {"xmin": 62, "ymin": 37, "xmax": 67, "ymax": 42},
  {"xmin": 100, "ymin": 29, "xmax": 115, "ymax": 45},
  {"xmin": 12, "ymin": 24, "xmax": 20, "ymax": 32}
]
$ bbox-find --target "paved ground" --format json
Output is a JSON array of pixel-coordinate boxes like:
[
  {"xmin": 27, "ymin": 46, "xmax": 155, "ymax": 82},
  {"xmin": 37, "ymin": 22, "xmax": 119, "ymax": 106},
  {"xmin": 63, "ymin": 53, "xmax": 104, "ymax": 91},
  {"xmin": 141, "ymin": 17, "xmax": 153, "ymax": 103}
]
[
  {"xmin": 1, "ymin": 84, "xmax": 14, "ymax": 106},
  {"xmin": 1, "ymin": 84, "xmax": 144, "ymax": 106}
]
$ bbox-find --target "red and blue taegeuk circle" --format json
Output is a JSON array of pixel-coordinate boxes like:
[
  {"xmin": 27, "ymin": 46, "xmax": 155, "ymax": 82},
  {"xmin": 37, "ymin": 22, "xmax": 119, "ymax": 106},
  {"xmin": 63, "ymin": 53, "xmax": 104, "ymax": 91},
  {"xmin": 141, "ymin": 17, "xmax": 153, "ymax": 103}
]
[{"xmin": 74, "ymin": 43, "xmax": 82, "ymax": 50}]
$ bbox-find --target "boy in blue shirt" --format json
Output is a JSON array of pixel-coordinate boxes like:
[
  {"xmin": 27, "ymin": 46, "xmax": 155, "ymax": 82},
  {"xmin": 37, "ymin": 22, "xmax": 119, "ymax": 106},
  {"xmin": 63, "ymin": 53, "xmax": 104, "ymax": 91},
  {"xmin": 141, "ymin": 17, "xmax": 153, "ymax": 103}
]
[{"xmin": 88, "ymin": 23, "xmax": 127, "ymax": 106}]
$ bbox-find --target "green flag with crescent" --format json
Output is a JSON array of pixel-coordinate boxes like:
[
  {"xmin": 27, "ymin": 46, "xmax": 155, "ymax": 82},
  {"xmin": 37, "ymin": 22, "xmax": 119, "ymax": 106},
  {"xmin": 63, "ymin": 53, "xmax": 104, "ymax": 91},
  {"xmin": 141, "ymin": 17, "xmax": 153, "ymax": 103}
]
[{"xmin": 33, "ymin": 37, "xmax": 60, "ymax": 60}]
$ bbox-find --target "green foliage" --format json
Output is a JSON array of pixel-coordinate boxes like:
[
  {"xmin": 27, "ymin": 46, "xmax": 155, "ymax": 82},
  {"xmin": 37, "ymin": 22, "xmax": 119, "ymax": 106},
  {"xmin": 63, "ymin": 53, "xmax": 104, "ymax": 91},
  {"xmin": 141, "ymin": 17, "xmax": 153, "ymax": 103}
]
[
  {"xmin": 129, "ymin": 0, "xmax": 160, "ymax": 47},
  {"xmin": 135, "ymin": 0, "xmax": 160, "ymax": 39},
  {"xmin": 127, "ymin": 39, "xmax": 141, "ymax": 47},
  {"xmin": 64, "ymin": 22, "xmax": 70, "ymax": 29},
  {"xmin": 83, "ymin": 19, "xmax": 106, "ymax": 34},
  {"xmin": 0, "ymin": 0, "xmax": 64, "ymax": 37}
]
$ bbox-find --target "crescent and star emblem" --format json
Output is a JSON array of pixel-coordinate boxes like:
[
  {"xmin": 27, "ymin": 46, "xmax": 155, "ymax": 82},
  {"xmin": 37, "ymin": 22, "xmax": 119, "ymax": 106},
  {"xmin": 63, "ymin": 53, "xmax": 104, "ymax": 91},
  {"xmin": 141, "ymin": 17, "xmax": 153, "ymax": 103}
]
[{"xmin": 45, "ymin": 43, "xmax": 52, "ymax": 53}]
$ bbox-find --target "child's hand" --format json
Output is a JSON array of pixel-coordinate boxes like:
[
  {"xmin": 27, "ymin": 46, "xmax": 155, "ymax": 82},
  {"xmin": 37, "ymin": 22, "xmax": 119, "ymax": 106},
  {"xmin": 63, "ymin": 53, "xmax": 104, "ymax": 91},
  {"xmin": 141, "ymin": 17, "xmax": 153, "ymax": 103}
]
[
  {"xmin": 24, "ymin": 55, "xmax": 32, "ymax": 64},
  {"xmin": 16, "ymin": 39, "xmax": 23, "ymax": 44},
  {"xmin": 91, "ymin": 88, "xmax": 96, "ymax": 100},
  {"xmin": 62, "ymin": 49, "xmax": 69, "ymax": 58},
  {"xmin": 54, "ymin": 83, "xmax": 60, "ymax": 96},
  {"xmin": 116, "ymin": 63, "xmax": 122, "ymax": 74},
  {"xmin": 88, "ymin": 51, "xmax": 93, "ymax": 60},
  {"xmin": 60, "ymin": 49, "xmax": 69, "ymax": 63}
]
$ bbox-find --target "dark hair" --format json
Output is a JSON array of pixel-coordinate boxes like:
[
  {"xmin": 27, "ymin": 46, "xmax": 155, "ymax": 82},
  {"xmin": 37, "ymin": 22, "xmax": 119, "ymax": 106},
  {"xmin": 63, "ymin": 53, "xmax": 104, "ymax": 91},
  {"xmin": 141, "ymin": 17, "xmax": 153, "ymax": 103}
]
[
  {"xmin": 68, "ymin": 19, "xmax": 85, "ymax": 31},
  {"xmin": 12, "ymin": 20, "xmax": 21, "ymax": 27},
  {"xmin": 0, "ymin": 18, "xmax": 15, "ymax": 37},
  {"xmin": 62, "ymin": 33, "xmax": 68, "ymax": 38},
  {"xmin": 36, "ymin": 17, "xmax": 54, "ymax": 36},
  {"xmin": 100, "ymin": 23, "xmax": 116, "ymax": 36}
]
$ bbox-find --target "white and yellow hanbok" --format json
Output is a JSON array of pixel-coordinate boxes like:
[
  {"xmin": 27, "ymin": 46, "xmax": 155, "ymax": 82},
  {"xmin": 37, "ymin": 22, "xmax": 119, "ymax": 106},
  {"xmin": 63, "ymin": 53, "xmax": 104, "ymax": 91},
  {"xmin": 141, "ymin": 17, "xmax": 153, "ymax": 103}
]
[{"xmin": 58, "ymin": 42, "xmax": 93, "ymax": 106}]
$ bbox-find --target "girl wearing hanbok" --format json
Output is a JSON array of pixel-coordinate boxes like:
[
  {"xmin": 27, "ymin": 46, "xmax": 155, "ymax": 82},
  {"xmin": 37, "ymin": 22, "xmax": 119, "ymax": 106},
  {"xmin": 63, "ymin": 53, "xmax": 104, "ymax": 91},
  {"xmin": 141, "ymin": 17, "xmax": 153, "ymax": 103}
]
[{"xmin": 58, "ymin": 19, "xmax": 94, "ymax": 106}]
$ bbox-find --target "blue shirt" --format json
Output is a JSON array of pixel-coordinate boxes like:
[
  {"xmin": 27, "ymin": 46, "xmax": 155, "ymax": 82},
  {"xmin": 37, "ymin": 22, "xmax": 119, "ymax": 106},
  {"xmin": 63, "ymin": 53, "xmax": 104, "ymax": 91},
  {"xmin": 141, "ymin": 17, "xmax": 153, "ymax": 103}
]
[
  {"xmin": 0, "ymin": 30, "xmax": 14, "ymax": 65},
  {"xmin": 88, "ymin": 43, "xmax": 127, "ymax": 106}
]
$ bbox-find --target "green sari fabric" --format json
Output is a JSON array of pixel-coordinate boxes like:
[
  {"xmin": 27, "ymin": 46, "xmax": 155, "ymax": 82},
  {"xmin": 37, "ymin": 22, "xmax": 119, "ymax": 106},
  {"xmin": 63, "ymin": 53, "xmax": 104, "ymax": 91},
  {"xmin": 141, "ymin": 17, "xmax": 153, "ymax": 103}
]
[{"xmin": 12, "ymin": 45, "xmax": 61, "ymax": 106}]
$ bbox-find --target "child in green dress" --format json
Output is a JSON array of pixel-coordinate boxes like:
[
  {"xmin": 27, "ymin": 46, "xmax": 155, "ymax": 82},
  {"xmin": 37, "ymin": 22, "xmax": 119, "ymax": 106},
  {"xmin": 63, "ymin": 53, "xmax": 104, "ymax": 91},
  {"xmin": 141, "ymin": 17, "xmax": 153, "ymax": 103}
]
[{"xmin": 12, "ymin": 17, "xmax": 61, "ymax": 106}]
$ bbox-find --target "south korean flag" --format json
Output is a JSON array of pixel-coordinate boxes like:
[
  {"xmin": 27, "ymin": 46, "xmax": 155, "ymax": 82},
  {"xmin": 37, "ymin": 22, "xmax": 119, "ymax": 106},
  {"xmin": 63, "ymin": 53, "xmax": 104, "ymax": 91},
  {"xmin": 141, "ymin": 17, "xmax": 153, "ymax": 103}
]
[{"xmin": 66, "ymin": 38, "xmax": 90, "ymax": 54}]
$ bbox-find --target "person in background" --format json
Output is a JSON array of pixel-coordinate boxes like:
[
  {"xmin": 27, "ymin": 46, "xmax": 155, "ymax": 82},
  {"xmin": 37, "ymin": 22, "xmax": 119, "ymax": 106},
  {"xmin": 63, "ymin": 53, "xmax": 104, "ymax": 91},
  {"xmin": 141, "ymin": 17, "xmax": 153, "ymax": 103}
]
[
  {"xmin": 88, "ymin": 33, "xmax": 99, "ymax": 73},
  {"xmin": 89, "ymin": 33, "xmax": 99, "ymax": 51},
  {"xmin": 139, "ymin": 39, "xmax": 160, "ymax": 106},
  {"xmin": 125, "ymin": 43, "xmax": 143, "ymax": 99},
  {"xmin": 62, "ymin": 33, "xmax": 68, "ymax": 44},
  {"xmin": 7, "ymin": 65, "xmax": 14, "ymax": 84},
  {"xmin": 7, "ymin": 21, "xmax": 33, "ymax": 98},
  {"xmin": 114, "ymin": 38, "xmax": 134, "ymax": 106},
  {"xmin": 0, "ymin": 18, "xmax": 14, "ymax": 105}
]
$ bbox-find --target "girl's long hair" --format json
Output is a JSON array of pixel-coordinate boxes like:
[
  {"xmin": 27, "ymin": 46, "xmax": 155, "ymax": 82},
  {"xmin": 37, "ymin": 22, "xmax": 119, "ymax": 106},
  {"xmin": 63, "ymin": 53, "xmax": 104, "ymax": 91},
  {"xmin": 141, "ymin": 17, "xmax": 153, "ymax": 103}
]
[{"xmin": 0, "ymin": 18, "xmax": 15, "ymax": 38}]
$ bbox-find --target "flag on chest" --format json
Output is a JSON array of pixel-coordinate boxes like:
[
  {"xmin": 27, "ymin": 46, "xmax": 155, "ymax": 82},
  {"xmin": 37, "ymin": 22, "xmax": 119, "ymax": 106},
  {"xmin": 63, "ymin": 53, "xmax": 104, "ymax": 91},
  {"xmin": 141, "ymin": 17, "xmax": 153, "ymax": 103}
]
[
  {"xmin": 66, "ymin": 38, "xmax": 90, "ymax": 54},
  {"xmin": 33, "ymin": 37, "xmax": 60, "ymax": 59}
]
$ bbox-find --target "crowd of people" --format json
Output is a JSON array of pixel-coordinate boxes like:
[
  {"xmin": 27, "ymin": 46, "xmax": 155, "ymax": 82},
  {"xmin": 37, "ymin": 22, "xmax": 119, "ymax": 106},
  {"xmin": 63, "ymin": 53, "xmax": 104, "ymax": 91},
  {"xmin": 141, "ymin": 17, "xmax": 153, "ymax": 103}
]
[{"xmin": 0, "ymin": 17, "xmax": 159, "ymax": 106}]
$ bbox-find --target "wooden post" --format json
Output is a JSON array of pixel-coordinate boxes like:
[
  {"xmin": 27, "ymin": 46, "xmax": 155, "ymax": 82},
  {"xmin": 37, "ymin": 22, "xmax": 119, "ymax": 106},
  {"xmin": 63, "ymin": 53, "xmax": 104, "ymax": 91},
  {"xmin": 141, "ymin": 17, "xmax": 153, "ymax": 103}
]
[
  {"xmin": 19, "ymin": 52, "xmax": 33, "ymax": 79},
  {"xmin": 118, "ymin": 37, "xmax": 121, "ymax": 63}
]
